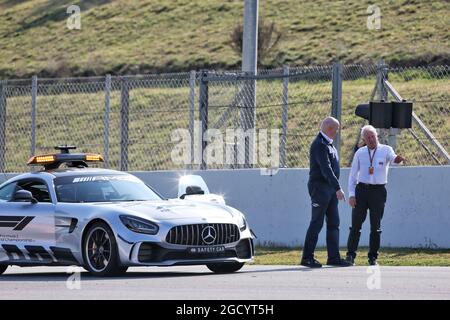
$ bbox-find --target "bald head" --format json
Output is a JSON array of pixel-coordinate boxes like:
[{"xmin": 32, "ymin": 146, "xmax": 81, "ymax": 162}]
[{"xmin": 320, "ymin": 117, "xmax": 340, "ymax": 139}]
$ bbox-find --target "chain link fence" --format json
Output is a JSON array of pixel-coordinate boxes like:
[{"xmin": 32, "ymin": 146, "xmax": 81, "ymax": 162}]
[
  {"xmin": 384, "ymin": 66, "xmax": 450, "ymax": 166},
  {"xmin": 0, "ymin": 63, "xmax": 448, "ymax": 173}
]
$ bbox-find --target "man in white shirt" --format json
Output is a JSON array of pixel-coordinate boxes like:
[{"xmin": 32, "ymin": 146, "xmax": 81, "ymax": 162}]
[{"xmin": 345, "ymin": 125, "xmax": 405, "ymax": 265}]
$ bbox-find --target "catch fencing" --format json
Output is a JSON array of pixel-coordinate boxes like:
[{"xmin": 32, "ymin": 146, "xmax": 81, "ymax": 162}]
[{"xmin": 0, "ymin": 62, "xmax": 448, "ymax": 172}]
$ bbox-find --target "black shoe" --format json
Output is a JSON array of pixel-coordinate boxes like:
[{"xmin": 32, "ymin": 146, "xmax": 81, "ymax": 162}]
[
  {"xmin": 327, "ymin": 258, "xmax": 353, "ymax": 267},
  {"xmin": 368, "ymin": 258, "xmax": 378, "ymax": 266},
  {"xmin": 345, "ymin": 255, "xmax": 355, "ymax": 266},
  {"xmin": 300, "ymin": 258, "xmax": 322, "ymax": 268}
]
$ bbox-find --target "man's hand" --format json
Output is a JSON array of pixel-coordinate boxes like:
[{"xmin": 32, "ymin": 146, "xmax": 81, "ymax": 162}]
[
  {"xmin": 394, "ymin": 155, "xmax": 406, "ymax": 164},
  {"xmin": 336, "ymin": 189, "xmax": 346, "ymax": 201},
  {"xmin": 349, "ymin": 196, "xmax": 357, "ymax": 208}
]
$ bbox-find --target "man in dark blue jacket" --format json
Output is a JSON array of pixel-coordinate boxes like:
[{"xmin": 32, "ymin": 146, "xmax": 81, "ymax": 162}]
[{"xmin": 301, "ymin": 117, "xmax": 352, "ymax": 268}]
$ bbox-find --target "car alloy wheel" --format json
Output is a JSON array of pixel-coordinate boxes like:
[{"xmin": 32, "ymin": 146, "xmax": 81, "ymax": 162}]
[
  {"xmin": 83, "ymin": 222, "xmax": 128, "ymax": 276},
  {"xmin": 86, "ymin": 226, "xmax": 112, "ymax": 272}
]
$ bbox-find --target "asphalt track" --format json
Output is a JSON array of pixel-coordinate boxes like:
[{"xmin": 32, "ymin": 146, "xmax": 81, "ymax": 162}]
[{"xmin": 0, "ymin": 265, "xmax": 449, "ymax": 300}]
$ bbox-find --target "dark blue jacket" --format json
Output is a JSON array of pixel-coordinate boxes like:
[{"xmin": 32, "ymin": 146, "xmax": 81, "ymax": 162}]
[{"xmin": 308, "ymin": 133, "xmax": 341, "ymax": 193}]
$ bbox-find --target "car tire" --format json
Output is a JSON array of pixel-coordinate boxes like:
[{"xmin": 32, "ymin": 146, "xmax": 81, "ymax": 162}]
[
  {"xmin": 82, "ymin": 221, "xmax": 127, "ymax": 277},
  {"xmin": 116, "ymin": 266, "xmax": 129, "ymax": 275},
  {"xmin": 0, "ymin": 265, "xmax": 7, "ymax": 275},
  {"xmin": 206, "ymin": 262, "xmax": 245, "ymax": 273}
]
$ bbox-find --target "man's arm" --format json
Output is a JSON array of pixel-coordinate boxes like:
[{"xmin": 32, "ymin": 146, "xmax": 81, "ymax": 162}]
[
  {"xmin": 314, "ymin": 143, "xmax": 341, "ymax": 192},
  {"xmin": 387, "ymin": 146, "xmax": 405, "ymax": 164},
  {"xmin": 348, "ymin": 151, "xmax": 359, "ymax": 198}
]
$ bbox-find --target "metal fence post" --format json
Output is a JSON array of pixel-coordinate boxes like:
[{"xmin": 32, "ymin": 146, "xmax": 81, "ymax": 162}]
[
  {"xmin": 331, "ymin": 62, "xmax": 342, "ymax": 157},
  {"xmin": 199, "ymin": 71, "xmax": 208, "ymax": 170},
  {"xmin": 103, "ymin": 74, "xmax": 111, "ymax": 168},
  {"xmin": 0, "ymin": 80, "xmax": 6, "ymax": 172},
  {"xmin": 30, "ymin": 75, "xmax": 37, "ymax": 158},
  {"xmin": 376, "ymin": 60, "xmax": 397, "ymax": 148},
  {"xmin": 240, "ymin": 73, "xmax": 256, "ymax": 168},
  {"xmin": 280, "ymin": 66, "xmax": 289, "ymax": 167},
  {"xmin": 189, "ymin": 70, "xmax": 196, "ymax": 170},
  {"xmin": 385, "ymin": 69, "xmax": 398, "ymax": 149},
  {"xmin": 120, "ymin": 77, "xmax": 129, "ymax": 171},
  {"xmin": 241, "ymin": 0, "xmax": 258, "ymax": 168},
  {"xmin": 376, "ymin": 60, "xmax": 388, "ymax": 145},
  {"xmin": 377, "ymin": 59, "xmax": 388, "ymax": 101}
]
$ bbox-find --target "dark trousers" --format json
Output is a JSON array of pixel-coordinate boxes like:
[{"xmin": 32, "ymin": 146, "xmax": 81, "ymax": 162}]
[
  {"xmin": 302, "ymin": 182, "xmax": 340, "ymax": 261},
  {"xmin": 346, "ymin": 183, "xmax": 387, "ymax": 260}
]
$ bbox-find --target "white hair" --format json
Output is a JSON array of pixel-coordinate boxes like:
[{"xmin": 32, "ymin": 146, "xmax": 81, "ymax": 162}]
[
  {"xmin": 361, "ymin": 125, "xmax": 378, "ymax": 137},
  {"xmin": 320, "ymin": 117, "xmax": 339, "ymax": 131}
]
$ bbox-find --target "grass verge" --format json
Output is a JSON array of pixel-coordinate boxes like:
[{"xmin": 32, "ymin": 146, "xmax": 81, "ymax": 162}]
[
  {"xmin": 252, "ymin": 246, "xmax": 450, "ymax": 266},
  {"xmin": 0, "ymin": 0, "xmax": 449, "ymax": 77}
]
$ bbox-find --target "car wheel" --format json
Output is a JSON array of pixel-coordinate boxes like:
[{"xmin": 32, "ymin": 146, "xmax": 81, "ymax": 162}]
[
  {"xmin": 0, "ymin": 265, "xmax": 7, "ymax": 275},
  {"xmin": 206, "ymin": 262, "xmax": 245, "ymax": 273},
  {"xmin": 82, "ymin": 221, "xmax": 127, "ymax": 277}
]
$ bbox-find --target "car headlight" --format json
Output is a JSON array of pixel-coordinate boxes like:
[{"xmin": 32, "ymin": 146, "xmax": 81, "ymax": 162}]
[
  {"xmin": 120, "ymin": 215, "xmax": 159, "ymax": 235},
  {"xmin": 238, "ymin": 215, "xmax": 247, "ymax": 231}
]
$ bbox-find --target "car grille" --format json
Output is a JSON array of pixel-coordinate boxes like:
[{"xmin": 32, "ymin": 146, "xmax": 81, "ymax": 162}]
[
  {"xmin": 166, "ymin": 223, "xmax": 240, "ymax": 246},
  {"xmin": 137, "ymin": 239, "xmax": 253, "ymax": 263}
]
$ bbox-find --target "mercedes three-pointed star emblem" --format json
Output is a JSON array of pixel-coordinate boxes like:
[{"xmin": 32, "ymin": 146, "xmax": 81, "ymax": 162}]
[{"xmin": 201, "ymin": 226, "xmax": 217, "ymax": 245}]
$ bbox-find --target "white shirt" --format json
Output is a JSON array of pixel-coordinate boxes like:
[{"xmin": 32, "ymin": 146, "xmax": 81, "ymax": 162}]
[
  {"xmin": 348, "ymin": 144, "xmax": 397, "ymax": 197},
  {"xmin": 320, "ymin": 131, "xmax": 333, "ymax": 144}
]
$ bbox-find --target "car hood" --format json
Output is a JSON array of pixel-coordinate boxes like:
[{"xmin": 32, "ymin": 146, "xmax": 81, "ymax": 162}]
[{"xmin": 96, "ymin": 199, "xmax": 237, "ymax": 221}]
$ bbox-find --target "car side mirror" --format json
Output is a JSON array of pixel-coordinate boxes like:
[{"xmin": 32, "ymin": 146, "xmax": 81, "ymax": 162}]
[
  {"xmin": 180, "ymin": 186, "xmax": 205, "ymax": 199},
  {"xmin": 13, "ymin": 190, "xmax": 38, "ymax": 204},
  {"xmin": 178, "ymin": 175, "xmax": 210, "ymax": 198}
]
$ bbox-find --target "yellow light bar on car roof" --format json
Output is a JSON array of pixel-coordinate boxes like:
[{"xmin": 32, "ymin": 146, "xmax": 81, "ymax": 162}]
[
  {"xmin": 27, "ymin": 154, "xmax": 56, "ymax": 165},
  {"xmin": 85, "ymin": 154, "xmax": 104, "ymax": 162}
]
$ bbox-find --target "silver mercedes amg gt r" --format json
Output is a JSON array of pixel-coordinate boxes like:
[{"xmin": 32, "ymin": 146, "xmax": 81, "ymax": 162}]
[{"xmin": 0, "ymin": 147, "xmax": 254, "ymax": 276}]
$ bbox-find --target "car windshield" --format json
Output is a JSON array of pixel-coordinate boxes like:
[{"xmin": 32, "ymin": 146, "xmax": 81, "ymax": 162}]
[{"xmin": 54, "ymin": 174, "xmax": 162, "ymax": 203}]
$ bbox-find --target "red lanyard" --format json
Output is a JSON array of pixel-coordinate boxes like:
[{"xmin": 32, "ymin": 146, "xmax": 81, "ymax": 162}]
[{"xmin": 368, "ymin": 147, "xmax": 377, "ymax": 174}]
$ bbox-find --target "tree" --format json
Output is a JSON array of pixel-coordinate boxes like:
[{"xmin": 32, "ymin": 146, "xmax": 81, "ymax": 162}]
[{"xmin": 230, "ymin": 20, "xmax": 284, "ymax": 67}]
